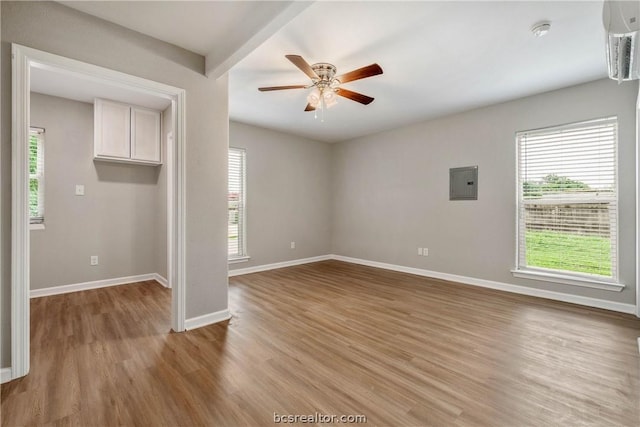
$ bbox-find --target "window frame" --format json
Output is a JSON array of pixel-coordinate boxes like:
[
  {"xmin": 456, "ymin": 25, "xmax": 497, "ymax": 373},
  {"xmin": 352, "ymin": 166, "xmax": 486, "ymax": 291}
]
[
  {"xmin": 228, "ymin": 147, "xmax": 248, "ymax": 262},
  {"xmin": 512, "ymin": 117, "xmax": 624, "ymax": 292},
  {"xmin": 29, "ymin": 127, "xmax": 45, "ymax": 227}
]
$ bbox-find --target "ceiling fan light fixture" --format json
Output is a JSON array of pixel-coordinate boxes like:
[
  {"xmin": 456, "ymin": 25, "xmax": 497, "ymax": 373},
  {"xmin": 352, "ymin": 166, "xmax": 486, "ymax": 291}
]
[
  {"xmin": 322, "ymin": 89, "xmax": 338, "ymax": 108},
  {"xmin": 307, "ymin": 88, "xmax": 321, "ymax": 107}
]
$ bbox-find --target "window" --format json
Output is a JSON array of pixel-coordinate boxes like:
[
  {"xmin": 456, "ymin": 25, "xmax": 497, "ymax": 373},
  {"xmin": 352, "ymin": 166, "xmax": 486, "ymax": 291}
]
[
  {"xmin": 228, "ymin": 147, "xmax": 247, "ymax": 260},
  {"xmin": 515, "ymin": 117, "xmax": 619, "ymax": 286},
  {"xmin": 29, "ymin": 127, "xmax": 45, "ymax": 225}
]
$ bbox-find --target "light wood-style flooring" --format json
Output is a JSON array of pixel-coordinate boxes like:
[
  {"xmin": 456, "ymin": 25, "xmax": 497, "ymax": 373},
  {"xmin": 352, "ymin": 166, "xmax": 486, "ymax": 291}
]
[{"xmin": 2, "ymin": 260, "xmax": 640, "ymax": 426}]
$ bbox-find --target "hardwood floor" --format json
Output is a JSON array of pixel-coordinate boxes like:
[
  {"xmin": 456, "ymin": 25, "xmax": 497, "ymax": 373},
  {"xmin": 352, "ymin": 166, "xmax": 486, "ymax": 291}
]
[{"xmin": 2, "ymin": 260, "xmax": 639, "ymax": 426}]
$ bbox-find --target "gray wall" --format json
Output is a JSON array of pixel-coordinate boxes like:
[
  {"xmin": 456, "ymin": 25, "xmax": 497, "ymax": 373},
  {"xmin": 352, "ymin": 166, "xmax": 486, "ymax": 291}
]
[
  {"xmin": 332, "ymin": 78, "xmax": 638, "ymax": 305},
  {"xmin": 229, "ymin": 121, "xmax": 332, "ymax": 270},
  {"xmin": 1, "ymin": 1, "xmax": 229, "ymax": 367},
  {"xmin": 29, "ymin": 93, "xmax": 166, "ymax": 289}
]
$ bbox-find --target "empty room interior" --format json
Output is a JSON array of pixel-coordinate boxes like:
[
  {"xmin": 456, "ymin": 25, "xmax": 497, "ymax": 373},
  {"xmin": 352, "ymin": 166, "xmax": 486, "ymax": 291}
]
[{"xmin": 1, "ymin": 1, "xmax": 640, "ymax": 426}]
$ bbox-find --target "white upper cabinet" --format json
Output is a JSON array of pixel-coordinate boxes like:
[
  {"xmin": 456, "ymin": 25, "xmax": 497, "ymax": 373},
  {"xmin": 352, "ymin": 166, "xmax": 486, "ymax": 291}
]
[
  {"xmin": 95, "ymin": 100, "xmax": 130, "ymax": 159},
  {"xmin": 131, "ymin": 107, "xmax": 161, "ymax": 163},
  {"xmin": 94, "ymin": 99, "xmax": 161, "ymax": 165}
]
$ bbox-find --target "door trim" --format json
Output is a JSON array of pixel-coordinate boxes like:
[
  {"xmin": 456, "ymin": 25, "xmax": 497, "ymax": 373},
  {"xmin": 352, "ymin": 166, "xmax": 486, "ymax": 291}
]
[{"xmin": 636, "ymin": 84, "xmax": 640, "ymax": 318}]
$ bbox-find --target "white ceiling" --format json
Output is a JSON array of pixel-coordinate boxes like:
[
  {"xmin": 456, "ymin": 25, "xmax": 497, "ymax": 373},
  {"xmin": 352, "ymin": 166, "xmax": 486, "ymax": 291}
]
[
  {"xmin": 55, "ymin": 1, "xmax": 611, "ymax": 144},
  {"xmin": 61, "ymin": 0, "xmax": 289, "ymax": 56},
  {"xmin": 59, "ymin": 0, "xmax": 300, "ymax": 75},
  {"xmin": 31, "ymin": 65, "xmax": 172, "ymax": 110},
  {"xmin": 229, "ymin": 1, "xmax": 609, "ymax": 143},
  {"xmin": 36, "ymin": 1, "xmax": 302, "ymax": 111}
]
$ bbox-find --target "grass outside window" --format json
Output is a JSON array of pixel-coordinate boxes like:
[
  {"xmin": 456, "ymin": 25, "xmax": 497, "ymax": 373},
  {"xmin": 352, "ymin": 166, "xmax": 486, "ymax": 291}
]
[{"xmin": 525, "ymin": 230, "xmax": 611, "ymax": 277}]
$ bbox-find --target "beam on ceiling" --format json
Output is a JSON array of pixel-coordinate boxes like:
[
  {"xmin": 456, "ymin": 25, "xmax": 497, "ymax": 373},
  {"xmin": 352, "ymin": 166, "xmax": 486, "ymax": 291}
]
[{"xmin": 205, "ymin": 1, "xmax": 313, "ymax": 79}]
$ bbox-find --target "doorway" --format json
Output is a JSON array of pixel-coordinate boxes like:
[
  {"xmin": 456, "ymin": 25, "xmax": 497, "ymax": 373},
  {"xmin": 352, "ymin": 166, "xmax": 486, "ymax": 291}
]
[{"xmin": 10, "ymin": 44, "xmax": 187, "ymax": 380}]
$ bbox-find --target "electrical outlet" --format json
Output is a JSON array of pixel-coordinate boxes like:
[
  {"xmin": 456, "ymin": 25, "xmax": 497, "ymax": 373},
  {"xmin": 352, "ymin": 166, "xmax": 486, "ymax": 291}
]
[
  {"xmin": 417, "ymin": 247, "xmax": 423, "ymax": 255},
  {"xmin": 423, "ymin": 248, "xmax": 429, "ymax": 256},
  {"xmin": 90, "ymin": 255, "xmax": 98, "ymax": 266},
  {"xmin": 290, "ymin": 241, "xmax": 296, "ymax": 249},
  {"xmin": 75, "ymin": 184, "xmax": 85, "ymax": 196}
]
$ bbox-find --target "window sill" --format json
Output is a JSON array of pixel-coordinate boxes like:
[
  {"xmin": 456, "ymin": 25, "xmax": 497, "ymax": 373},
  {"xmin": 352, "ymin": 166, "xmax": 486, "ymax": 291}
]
[
  {"xmin": 511, "ymin": 269, "xmax": 624, "ymax": 292},
  {"xmin": 30, "ymin": 223, "xmax": 45, "ymax": 231},
  {"xmin": 228, "ymin": 256, "xmax": 250, "ymax": 264}
]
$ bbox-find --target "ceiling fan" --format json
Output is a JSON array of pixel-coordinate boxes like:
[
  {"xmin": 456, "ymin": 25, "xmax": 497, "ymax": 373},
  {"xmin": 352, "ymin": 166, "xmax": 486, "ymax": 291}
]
[{"xmin": 258, "ymin": 55, "xmax": 383, "ymax": 114}]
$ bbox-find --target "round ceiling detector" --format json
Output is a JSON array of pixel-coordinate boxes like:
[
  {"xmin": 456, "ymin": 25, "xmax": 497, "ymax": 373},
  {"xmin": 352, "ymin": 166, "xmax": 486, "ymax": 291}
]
[{"xmin": 531, "ymin": 21, "xmax": 551, "ymax": 37}]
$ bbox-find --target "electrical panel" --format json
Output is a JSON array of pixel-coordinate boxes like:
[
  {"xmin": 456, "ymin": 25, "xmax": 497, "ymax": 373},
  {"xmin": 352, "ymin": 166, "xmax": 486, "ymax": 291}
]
[{"xmin": 449, "ymin": 166, "xmax": 478, "ymax": 200}]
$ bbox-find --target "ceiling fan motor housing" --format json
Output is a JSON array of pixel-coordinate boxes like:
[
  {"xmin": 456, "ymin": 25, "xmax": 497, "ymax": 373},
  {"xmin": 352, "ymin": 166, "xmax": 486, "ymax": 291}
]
[{"xmin": 312, "ymin": 63, "xmax": 338, "ymax": 87}]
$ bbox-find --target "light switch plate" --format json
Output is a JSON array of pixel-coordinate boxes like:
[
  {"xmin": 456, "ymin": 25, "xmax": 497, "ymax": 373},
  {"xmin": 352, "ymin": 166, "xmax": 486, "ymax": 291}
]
[{"xmin": 75, "ymin": 185, "xmax": 85, "ymax": 196}]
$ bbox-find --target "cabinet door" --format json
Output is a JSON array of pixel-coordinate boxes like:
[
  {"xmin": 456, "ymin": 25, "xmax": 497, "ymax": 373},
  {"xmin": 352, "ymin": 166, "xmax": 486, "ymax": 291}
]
[
  {"xmin": 95, "ymin": 100, "xmax": 131, "ymax": 159},
  {"xmin": 131, "ymin": 107, "xmax": 161, "ymax": 163}
]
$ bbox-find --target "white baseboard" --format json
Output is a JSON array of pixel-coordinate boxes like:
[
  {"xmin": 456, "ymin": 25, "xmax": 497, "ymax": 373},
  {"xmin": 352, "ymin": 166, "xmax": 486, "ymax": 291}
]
[
  {"xmin": 226, "ymin": 253, "xmax": 635, "ymax": 314},
  {"xmin": 228, "ymin": 255, "xmax": 332, "ymax": 277},
  {"xmin": 1, "ymin": 367, "xmax": 12, "ymax": 384},
  {"xmin": 154, "ymin": 273, "xmax": 169, "ymax": 288},
  {"xmin": 185, "ymin": 309, "xmax": 231, "ymax": 330},
  {"xmin": 331, "ymin": 255, "xmax": 637, "ymax": 315},
  {"xmin": 30, "ymin": 273, "xmax": 167, "ymax": 298}
]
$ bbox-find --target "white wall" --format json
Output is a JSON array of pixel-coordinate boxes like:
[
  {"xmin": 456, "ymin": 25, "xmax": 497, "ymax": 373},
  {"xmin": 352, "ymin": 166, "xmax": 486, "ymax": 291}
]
[
  {"xmin": 332, "ymin": 78, "xmax": 638, "ymax": 305},
  {"xmin": 1, "ymin": 1, "xmax": 229, "ymax": 367},
  {"xmin": 29, "ymin": 93, "xmax": 167, "ymax": 289},
  {"xmin": 229, "ymin": 121, "xmax": 332, "ymax": 269}
]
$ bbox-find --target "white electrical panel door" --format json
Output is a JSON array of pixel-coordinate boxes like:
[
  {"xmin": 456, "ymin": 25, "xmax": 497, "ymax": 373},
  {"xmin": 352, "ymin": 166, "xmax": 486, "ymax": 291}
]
[
  {"xmin": 131, "ymin": 107, "xmax": 161, "ymax": 163},
  {"xmin": 95, "ymin": 100, "xmax": 131, "ymax": 159}
]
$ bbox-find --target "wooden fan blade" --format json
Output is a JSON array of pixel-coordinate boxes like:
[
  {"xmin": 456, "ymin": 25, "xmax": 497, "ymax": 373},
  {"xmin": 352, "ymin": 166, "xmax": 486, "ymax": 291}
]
[
  {"xmin": 304, "ymin": 103, "xmax": 316, "ymax": 112},
  {"xmin": 335, "ymin": 63, "xmax": 383, "ymax": 84},
  {"xmin": 335, "ymin": 88, "xmax": 374, "ymax": 105},
  {"xmin": 285, "ymin": 55, "xmax": 319, "ymax": 79},
  {"xmin": 258, "ymin": 85, "xmax": 307, "ymax": 92}
]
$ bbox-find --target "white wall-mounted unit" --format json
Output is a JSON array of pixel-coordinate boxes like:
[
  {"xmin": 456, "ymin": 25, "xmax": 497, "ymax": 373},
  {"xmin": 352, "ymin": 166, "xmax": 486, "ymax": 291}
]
[
  {"xmin": 94, "ymin": 98, "xmax": 162, "ymax": 165},
  {"xmin": 603, "ymin": 0, "xmax": 640, "ymax": 82}
]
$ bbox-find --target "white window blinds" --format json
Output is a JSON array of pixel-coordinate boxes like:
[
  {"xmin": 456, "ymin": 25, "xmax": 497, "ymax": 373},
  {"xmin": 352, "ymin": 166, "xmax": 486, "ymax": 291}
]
[
  {"xmin": 29, "ymin": 127, "xmax": 45, "ymax": 224},
  {"xmin": 228, "ymin": 148, "xmax": 246, "ymax": 259},
  {"xmin": 516, "ymin": 117, "xmax": 617, "ymax": 280}
]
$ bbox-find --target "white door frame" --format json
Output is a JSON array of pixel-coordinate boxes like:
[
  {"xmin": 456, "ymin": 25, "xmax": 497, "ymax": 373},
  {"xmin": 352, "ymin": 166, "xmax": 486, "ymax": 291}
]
[
  {"xmin": 636, "ymin": 84, "xmax": 640, "ymax": 318},
  {"xmin": 10, "ymin": 44, "xmax": 187, "ymax": 380}
]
